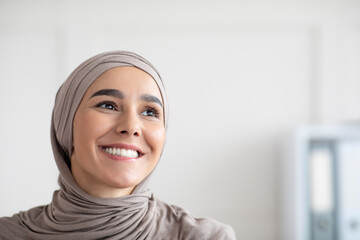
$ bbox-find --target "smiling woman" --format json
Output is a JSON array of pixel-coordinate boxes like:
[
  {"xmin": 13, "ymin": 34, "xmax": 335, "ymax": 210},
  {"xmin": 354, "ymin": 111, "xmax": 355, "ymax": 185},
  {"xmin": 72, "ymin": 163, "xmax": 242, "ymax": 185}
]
[{"xmin": 0, "ymin": 51, "xmax": 235, "ymax": 239}]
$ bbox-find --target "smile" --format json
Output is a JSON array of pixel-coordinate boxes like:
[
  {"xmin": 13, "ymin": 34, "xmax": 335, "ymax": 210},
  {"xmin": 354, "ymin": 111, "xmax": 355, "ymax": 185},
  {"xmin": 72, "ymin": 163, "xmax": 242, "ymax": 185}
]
[{"xmin": 102, "ymin": 147, "xmax": 139, "ymax": 158}]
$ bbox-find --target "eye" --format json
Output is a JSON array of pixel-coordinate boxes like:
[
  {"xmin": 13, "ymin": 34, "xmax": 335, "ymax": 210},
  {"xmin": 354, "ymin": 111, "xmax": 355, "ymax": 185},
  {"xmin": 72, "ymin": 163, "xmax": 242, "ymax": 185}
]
[
  {"xmin": 141, "ymin": 107, "xmax": 160, "ymax": 118},
  {"xmin": 96, "ymin": 101, "xmax": 118, "ymax": 111}
]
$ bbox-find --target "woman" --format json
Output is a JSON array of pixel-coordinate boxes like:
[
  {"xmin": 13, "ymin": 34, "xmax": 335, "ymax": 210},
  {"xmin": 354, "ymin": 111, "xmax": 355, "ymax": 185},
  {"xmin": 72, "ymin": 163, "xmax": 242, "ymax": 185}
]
[{"xmin": 0, "ymin": 51, "xmax": 235, "ymax": 239}]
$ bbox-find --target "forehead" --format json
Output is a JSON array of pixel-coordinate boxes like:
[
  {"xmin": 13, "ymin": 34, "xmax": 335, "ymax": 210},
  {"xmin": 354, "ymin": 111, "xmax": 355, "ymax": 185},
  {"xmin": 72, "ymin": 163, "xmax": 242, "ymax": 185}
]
[{"xmin": 85, "ymin": 66, "xmax": 162, "ymax": 100}]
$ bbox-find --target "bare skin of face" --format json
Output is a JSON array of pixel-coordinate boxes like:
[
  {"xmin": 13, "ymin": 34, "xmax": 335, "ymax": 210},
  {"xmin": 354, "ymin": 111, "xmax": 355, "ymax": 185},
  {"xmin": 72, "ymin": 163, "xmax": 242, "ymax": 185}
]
[{"xmin": 71, "ymin": 66, "xmax": 165, "ymax": 198}]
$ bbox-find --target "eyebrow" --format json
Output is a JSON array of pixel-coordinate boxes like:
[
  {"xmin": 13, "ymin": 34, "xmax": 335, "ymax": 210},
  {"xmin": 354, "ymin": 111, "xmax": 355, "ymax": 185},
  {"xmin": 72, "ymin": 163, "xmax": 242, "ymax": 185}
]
[
  {"xmin": 90, "ymin": 89, "xmax": 124, "ymax": 99},
  {"xmin": 141, "ymin": 94, "xmax": 163, "ymax": 108},
  {"xmin": 90, "ymin": 89, "xmax": 163, "ymax": 108}
]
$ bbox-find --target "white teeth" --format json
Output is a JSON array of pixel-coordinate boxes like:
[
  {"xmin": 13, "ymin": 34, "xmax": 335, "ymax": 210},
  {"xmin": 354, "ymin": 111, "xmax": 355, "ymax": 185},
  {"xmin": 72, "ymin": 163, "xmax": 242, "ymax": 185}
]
[
  {"xmin": 103, "ymin": 147, "xmax": 139, "ymax": 158},
  {"xmin": 121, "ymin": 149, "xmax": 126, "ymax": 156},
  {"xmin": 126, "ymin": 149, "xmax": 133, "ymax": 158}
]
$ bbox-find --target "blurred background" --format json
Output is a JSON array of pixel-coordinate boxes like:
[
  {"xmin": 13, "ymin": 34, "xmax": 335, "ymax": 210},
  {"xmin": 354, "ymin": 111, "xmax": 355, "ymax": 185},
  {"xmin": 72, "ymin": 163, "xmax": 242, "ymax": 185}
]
[{"xmin": 0, "ymin": 0, "xmax": 360, "ymax": 239}]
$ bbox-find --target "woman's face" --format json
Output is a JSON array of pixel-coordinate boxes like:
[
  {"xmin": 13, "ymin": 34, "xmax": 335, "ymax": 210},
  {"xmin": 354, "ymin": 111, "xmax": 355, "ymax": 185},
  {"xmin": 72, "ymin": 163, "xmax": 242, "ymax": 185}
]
[{"xmin": 71, "ymin": 66, "xmax": 165, "ymax": 198}]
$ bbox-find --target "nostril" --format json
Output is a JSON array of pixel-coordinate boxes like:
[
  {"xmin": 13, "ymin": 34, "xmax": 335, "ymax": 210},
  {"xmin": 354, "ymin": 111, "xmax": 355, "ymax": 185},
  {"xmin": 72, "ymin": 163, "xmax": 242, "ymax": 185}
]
[{"xmin": 117, "ymin": 129, "xmax": 139, "ymax": 136}]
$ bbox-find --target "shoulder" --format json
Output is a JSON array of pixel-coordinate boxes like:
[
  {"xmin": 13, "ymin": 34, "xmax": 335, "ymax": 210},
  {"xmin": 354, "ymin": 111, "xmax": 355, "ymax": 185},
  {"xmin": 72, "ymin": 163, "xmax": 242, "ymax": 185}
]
[
  {"xmin": 0, "ymin": 215, "xmax": 27, "ymax": 240},
  {"xmin": 153, "ymin": 199, "xmax": 236, "ymax": 240},
  {"xmin": 0, "ymin": 206, "xmax": 45, "ymax": 240}
]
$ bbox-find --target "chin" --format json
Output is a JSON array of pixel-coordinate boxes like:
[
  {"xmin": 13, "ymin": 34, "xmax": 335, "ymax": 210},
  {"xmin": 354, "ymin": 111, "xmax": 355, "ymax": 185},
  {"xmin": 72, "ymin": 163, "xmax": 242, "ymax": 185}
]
[{"xmin": 106, "ymin": 174, "xmax": 141, "ymax": 190}]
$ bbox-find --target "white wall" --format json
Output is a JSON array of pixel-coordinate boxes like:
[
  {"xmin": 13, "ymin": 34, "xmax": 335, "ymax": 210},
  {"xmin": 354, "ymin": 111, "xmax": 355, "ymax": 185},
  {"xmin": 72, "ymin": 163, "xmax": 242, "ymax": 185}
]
[{"xmin": 0, "ymin": 0, "xmax": 359, "ymax": 239}]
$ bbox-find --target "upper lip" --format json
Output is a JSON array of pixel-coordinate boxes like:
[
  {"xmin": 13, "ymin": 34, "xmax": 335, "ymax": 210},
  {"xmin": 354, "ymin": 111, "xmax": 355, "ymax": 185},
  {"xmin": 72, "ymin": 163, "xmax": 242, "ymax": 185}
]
[{"xmin": 99, "ymin": 143, "xmax": 144, "ymax": 154}]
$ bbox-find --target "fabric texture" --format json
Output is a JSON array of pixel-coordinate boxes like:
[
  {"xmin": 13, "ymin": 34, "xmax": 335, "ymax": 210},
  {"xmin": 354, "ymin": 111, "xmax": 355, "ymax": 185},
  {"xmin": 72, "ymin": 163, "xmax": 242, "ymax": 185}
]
[{"xmin": 0, "ymin": 50, "xmax": 236, "ymax": 240}]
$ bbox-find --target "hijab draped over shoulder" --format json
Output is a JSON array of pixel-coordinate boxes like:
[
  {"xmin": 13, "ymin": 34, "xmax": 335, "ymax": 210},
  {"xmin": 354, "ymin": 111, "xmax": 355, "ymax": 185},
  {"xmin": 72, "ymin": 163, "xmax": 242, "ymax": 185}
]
[{"xmin": 0, "ymin": 51, "xmax": 236, "ymax": 240}]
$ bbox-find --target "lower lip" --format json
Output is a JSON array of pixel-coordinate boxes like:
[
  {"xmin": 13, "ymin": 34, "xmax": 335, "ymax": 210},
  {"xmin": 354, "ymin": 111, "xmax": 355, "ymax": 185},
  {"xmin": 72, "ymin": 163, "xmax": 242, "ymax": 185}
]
[{"xmin": 100, "ymin": 147, "xmax": 139, "ymax": 162}]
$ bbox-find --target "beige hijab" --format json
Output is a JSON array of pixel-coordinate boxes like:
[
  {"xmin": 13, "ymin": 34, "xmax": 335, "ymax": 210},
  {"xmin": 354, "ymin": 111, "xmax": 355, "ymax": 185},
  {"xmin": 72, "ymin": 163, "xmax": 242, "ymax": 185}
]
[{"xmin": 0, "ymin": 51, "xmax": 235, "ymax": 240}]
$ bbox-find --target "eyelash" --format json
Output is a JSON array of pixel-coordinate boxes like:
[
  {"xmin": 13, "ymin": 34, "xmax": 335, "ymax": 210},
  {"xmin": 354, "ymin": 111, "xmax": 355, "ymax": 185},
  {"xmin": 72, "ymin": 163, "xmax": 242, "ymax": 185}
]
[
  {"xmin": 95, "ymin": 101, "xmax": 160, "ymax": 118},
  {"xmin": 141, "ymin": 107, "xmax": 160, "ymax": 118},
  {"xmin": 96, "ymin": 101, "xmax": 118, "ymax": 111}
]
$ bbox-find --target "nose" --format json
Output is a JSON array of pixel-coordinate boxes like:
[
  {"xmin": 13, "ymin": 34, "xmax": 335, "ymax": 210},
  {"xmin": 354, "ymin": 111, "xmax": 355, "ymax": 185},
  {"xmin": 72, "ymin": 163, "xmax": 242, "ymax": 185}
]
[{"xmin": 115, "ymin": 111, "xmax": 141, "ymax": 137}]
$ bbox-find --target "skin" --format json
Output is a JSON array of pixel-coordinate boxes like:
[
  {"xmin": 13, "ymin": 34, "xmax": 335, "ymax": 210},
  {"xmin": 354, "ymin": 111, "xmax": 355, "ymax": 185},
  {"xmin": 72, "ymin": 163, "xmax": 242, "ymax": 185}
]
[{"xmin": 71, "ymin": 66, "xmax": 166, "ymax": 198}]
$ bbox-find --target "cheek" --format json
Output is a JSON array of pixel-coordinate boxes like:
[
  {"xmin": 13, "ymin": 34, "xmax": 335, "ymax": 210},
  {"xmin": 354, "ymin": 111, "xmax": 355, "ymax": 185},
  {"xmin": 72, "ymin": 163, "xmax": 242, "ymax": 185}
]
[
  {"xmin": 146, "ymin": 125, "xmax": 166, "ymax": 155},
  {"xmin": 73, "ymin": 111, "xmax": 114, "ymax": 152}
]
